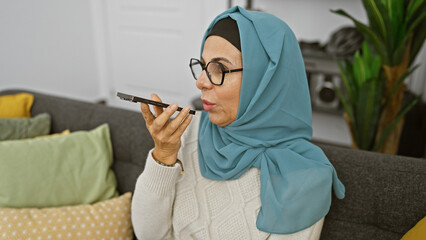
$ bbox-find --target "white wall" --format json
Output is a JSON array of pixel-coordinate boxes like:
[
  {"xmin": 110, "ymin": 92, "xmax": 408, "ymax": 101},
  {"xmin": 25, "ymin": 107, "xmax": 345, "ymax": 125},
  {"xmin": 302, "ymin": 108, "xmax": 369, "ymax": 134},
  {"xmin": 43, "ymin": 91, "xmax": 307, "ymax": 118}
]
[
  {"xmin": 253, "ymin": 0, "xmax": 367, "ymax": 43},
  {"xmin": 0, "ymin": 0, "xmax": 102, "ymax": 102}
]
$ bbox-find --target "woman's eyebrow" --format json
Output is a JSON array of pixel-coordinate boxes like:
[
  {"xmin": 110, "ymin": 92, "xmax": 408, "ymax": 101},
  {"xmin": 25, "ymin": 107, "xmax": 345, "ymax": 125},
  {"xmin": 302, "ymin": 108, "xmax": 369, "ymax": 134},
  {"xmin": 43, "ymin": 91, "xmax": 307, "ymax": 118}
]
[
  {"xmin": 211, "ymin": 57, "xmax": 233, "ymax": 65},
  {"xmin": 201, "ymin": 56, "xmax": 233, "ymax": 65}
]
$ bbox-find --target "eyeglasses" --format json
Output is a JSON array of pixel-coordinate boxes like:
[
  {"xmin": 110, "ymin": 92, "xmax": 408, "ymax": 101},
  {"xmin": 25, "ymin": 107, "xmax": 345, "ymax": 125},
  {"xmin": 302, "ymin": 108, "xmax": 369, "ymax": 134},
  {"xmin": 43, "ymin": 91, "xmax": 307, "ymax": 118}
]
[{"xmin": 189, "ymin": 58, "xmax": 243, "ymax": 86}]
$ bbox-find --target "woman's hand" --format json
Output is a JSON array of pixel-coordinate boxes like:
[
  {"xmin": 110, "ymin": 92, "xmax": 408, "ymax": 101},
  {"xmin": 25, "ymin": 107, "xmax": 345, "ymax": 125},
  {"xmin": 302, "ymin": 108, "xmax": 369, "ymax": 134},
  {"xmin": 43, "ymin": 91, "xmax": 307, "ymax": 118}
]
[{"xmin": 140, "ymin": 94, "xmax": 193, "ymax": 165}]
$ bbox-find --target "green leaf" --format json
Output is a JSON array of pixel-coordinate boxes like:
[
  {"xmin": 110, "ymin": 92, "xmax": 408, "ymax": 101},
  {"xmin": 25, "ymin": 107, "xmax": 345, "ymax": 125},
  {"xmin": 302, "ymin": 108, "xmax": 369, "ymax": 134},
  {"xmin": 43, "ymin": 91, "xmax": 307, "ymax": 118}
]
[
  {"xmin": 362, "ymin": 41, "xmax": 372, "ymax": 61},
  {"xmin": 353, "ymin": 51, "xmax": 366, "ymax": 86},
  {"xmin": 373, "ymin": 96, "xmax": 420, "ymax": 151},
  {"xmin": 393, "ymin": 10, "xmax": 425, "ymax": 65},
  {"xmin": 334, "ymin": 86, "xmax": 359, "ymax": 142},
  {"xmin": 345, "ymin": 59, "xmax": 359, "ymax": 99},
  {"xmin": 406, "ymin": 10, "xmax": 426, "ymax": 35},
  {"xmin": 406, "ymin": 0, "xmax": 425, "ymax": 24},
  {"xmin": 361, "ymin": 42, "xmax": 381, "ymax": 80},
  {"xmin": 356, "ymin": 79, "xmax": 383, "ymax": 149},
  {"xmin": 386, "ymin": 0, "xmax": 404, "ymax": 24},
  {"xmin": 407, "ymin": 10, "xmax": 426, "ymax": 65},
  {"xmin": 362, "ymin": 0, "xmax": 387, "ymax": 39},
  {"xmin": 337, "ymin": 61, "xmax": 356, "ymax": 105},
  {"xmin": 371, "ymin": 56, "xmax": 382, "ymax": 77},
  {"xmin": 361, "ymin": 43, "xmax": 373, "ymax": 79},
  {"xmin": 392, "ymin": 34, "xmax": 410, "ymax": 66},
  {"xmin": 387, "ymin": 0, "xmax": 405, "ymax": 44},
  {"xmin": 373, "ymin": 0, "xmax": 395, "ymax": 63},
  {"xmin": 409, "ymin": 20, "xmax": 426, "ymax": 65}
]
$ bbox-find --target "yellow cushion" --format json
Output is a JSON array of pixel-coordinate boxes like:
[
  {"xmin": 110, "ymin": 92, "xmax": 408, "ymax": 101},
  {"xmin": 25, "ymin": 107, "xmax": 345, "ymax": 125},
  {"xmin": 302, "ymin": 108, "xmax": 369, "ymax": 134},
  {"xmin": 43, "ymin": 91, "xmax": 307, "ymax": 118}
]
[
  {"xmin": 0, "ymin": 93, "xmax": 34, "ymax": 118},
  {"xmin": 34, "ymin": 129, "xmax": 71, "ymax": 139},
  {"xmin": 402, "ymin": 216, "xmax": 426, "ymax": 240},
  {"xmin": 0, "ymin": 192, "xmax": 133, "ymax": 240},
  {"xmin": 59, "ymin": 129, "xmax": 71, "ymax": 135}
]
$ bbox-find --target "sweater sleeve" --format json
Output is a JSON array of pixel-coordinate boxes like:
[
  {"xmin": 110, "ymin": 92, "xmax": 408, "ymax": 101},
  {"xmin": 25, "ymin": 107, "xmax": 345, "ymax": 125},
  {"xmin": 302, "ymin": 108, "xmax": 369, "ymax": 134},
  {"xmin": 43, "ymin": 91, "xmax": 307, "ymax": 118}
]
[
  {"xmin": 267, "ymin": 218, "xmax": 324, "ymax": 240},
  {"xmin": 131, "ymin": 149, "xmax": 181, "ymax": 240}
]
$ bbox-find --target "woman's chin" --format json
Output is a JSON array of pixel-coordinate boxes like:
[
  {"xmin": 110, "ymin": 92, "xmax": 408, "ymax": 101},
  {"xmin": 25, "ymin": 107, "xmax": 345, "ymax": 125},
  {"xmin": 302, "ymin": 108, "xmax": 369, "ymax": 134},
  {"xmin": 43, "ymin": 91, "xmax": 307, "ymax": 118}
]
[
  {"xmin": 208, "ymin": 112, "xmax": 222, "ymax": 126},
  {"xmin": 208, "ymin": 112, "xmax": 232, "ymax": 127}
]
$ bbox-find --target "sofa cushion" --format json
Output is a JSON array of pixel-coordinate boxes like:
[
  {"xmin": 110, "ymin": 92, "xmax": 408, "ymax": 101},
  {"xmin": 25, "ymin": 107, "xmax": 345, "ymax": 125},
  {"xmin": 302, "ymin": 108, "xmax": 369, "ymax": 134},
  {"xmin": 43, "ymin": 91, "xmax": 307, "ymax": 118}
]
[
  {"xmin": 0, "ymin": 113, "xmax": 51, "ymax": 140},
  {"xmin": 0, "ymin": 90, "xmax": 155, "ymax": 195},
  {"xmin": 0, "ymin": 93, "xmax": 34, "ymax": 118},
  {"xmin": 402, "ymin": 216, "xmax": 426, "ymax": 240},
  {"xmin": 0, "ymin": 192, "xmax": 133, "ymax": 240},
  {"xmin": 0, "ymin": 124, "xmax": 119, "ymax": 208}
]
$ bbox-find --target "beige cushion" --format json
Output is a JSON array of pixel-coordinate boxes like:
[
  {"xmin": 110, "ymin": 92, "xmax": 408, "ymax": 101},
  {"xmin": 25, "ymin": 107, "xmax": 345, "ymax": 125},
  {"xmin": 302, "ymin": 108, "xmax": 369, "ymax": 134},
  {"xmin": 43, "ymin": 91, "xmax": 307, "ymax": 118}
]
[{"xmin": 0, "ymin": 193, "xmax": 133, "ymax": 240}]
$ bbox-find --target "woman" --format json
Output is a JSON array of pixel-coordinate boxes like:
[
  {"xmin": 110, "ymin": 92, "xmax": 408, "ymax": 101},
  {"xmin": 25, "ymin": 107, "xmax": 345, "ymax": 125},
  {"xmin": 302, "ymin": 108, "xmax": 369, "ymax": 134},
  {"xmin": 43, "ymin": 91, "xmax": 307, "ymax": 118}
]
[{"xmin": 132, "ymin": 6, "xmax": 345, "ymax": 239}]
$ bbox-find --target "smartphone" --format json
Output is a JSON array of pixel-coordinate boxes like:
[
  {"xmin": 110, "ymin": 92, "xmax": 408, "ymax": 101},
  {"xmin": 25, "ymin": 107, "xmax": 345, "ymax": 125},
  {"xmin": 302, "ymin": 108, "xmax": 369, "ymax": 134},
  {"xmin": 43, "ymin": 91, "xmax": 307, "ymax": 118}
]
[{"xmin": 117, "ymin": 92, "xmax": 196, "ymax": 115}]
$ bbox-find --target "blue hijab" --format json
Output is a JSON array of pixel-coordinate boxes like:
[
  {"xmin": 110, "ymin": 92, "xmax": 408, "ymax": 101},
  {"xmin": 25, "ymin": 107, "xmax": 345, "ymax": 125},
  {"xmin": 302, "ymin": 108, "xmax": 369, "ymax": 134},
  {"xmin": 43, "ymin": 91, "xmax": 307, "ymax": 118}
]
[{"xmin": 198, "ymin": 6, "xmax": 345, "ymax": 234}]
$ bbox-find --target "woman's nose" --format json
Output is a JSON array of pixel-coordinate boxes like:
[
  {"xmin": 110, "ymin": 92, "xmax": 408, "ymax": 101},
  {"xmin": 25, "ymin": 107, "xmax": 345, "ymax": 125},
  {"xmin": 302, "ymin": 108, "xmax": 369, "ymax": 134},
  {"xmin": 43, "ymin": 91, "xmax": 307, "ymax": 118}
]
[{"xmin": 196, "ymin": 70, "xmax": 213, "ymax": 90}]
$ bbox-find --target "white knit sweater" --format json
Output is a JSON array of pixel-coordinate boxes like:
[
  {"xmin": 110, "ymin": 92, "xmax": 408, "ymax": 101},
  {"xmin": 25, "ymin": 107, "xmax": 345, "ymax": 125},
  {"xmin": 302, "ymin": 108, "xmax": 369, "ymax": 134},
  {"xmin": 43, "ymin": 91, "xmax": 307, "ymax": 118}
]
[{"xmin": 131, "ymin": 113, "xmax": 324, "ymax": 240}]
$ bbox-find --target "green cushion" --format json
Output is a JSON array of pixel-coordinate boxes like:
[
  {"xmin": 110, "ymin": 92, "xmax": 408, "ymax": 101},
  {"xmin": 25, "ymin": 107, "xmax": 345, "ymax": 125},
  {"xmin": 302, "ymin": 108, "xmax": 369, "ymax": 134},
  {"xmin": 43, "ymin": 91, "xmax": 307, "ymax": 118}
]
[
  {"xmin": 0, "ymin": 113, "xmax": 51, "ymax": 140},
  {"xmin": 0, "ymin": 124, "xmax": 119, "ymax": 208}
]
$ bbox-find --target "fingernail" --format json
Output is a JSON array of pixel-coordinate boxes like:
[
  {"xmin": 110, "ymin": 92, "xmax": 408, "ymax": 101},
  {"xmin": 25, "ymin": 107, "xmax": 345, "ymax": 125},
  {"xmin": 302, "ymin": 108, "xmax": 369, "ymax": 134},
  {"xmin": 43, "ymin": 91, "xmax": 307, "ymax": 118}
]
[
  {"xmin": 183, "ymin": 106, "xmax": 190, "ymax": 112},
  {"xmin": 170, "ymin": 104, "xmax": 178, "ymax": 111}
]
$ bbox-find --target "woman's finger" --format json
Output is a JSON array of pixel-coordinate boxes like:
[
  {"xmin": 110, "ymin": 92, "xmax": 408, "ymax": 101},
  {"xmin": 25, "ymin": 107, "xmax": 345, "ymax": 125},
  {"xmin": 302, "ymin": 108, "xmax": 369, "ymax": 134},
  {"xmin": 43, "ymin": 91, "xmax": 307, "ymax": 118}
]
[
  {"xmin": 151, "ymin": 103, "xmax": 178, "ymax": 132},
  {"xmin": 165, "ymin": 106, "xmax": 191, "ymax": 136},
  {"xmin": 172, "ymin": 113, "xmax": 193, "ymax": 139},
  {"xmin": 151, "ymin": 93, "xmax": 164, "ymax": 117},
  {"xmin": 140, "ymin": 102, "xmax": 154, "ymax": 126}
]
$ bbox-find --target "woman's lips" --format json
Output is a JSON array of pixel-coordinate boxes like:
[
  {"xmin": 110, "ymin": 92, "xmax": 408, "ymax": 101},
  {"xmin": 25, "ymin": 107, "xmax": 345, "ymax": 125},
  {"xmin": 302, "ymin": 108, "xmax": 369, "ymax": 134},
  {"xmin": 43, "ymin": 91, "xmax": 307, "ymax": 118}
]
[{"xmin": 201, "ymin": 98, "xmax": 216, "ymax": 111}]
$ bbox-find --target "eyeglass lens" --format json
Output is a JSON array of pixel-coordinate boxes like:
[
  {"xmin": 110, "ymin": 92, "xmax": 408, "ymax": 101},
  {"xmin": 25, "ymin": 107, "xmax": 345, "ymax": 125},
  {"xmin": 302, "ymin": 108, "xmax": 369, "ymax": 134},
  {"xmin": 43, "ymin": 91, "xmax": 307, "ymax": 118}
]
[{"xmin": 190, "ymin": 59, "xmax": 223, "ymax": 85}]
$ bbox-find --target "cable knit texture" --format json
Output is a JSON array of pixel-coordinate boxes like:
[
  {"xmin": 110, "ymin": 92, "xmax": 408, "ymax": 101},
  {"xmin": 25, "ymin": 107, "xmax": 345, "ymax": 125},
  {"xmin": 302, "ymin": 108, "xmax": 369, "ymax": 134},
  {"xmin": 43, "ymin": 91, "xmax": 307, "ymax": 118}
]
[{"xmin": 132, "ymin": 113, "xmax": 324, "ymax": 239}]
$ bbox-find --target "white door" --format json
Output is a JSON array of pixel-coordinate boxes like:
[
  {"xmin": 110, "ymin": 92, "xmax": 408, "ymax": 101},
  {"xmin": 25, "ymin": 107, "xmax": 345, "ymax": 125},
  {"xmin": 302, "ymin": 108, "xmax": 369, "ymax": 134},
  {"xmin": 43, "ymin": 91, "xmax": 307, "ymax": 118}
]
[{"xmin": 94, "ymin": 0, "xmax": 228, "ymax": 112}]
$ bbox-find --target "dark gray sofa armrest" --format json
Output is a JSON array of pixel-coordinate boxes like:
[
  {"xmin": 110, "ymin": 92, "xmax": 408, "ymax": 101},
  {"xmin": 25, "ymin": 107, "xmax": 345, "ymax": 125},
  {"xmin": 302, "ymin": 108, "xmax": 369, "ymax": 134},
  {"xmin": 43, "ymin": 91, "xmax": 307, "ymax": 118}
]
[
  {"xmin": 319, "ymin": 143, "xmax": 426, "ymax": 240},
  {"xmin": 0, "ymin": 89, "xmax": 154, "ymax": 195}
]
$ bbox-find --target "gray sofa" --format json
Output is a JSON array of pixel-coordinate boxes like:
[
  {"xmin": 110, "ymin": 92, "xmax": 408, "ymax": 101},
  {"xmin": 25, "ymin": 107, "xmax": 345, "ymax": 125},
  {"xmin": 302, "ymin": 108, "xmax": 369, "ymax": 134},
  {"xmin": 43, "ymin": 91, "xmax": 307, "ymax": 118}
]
[{"xmin": 1, "ymin": 89, "xmax": 425, "ymax": 240}]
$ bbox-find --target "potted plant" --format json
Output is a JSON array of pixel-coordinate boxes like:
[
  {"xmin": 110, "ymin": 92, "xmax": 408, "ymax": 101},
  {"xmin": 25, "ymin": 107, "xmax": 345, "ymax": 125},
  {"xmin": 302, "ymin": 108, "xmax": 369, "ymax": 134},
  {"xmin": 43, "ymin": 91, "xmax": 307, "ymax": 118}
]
[
  {"xmin": 336, "ymin": 42, "xmax": 418, "ymax": 151},
  {"xmin": 332, "ymin": 0, "xmax": 426, "ymax": 154}
]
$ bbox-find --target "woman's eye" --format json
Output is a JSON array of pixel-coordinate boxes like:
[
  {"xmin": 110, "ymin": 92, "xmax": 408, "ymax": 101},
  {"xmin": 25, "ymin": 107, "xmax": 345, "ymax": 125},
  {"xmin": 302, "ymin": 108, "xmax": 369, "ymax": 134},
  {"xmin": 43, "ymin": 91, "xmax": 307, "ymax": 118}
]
[{"xmin": 208, "ymin": 63, "xmax": 222, "ymax": 74}]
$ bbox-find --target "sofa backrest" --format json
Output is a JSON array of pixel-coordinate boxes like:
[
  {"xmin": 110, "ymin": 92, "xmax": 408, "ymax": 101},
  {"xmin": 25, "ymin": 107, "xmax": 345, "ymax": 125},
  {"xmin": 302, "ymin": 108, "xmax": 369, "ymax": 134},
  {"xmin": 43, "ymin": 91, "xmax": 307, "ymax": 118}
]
[
  {"xmin": 1, "ymin": 89, "xmax": 153, "ymax": 195},
  {"xmin": 318, "ymin": 143, "xmax": 426, "ymax": 239}
]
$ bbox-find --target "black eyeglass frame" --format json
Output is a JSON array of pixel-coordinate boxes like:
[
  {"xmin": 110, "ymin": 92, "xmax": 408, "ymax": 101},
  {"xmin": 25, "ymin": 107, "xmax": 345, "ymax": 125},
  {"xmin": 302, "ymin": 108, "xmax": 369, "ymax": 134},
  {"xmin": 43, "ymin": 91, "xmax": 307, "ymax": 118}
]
[{"xmin": 189, "ymin": 58, "xmax": 243, "ymax": 86}]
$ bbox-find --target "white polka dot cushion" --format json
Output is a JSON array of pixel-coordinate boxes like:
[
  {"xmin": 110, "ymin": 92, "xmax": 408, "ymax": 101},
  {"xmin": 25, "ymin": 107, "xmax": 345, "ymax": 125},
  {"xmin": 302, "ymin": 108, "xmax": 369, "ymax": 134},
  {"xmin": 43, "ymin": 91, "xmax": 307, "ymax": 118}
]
[{"xmin": 0, "ymin": 192, "xmax": 133, "ymax": 240}]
